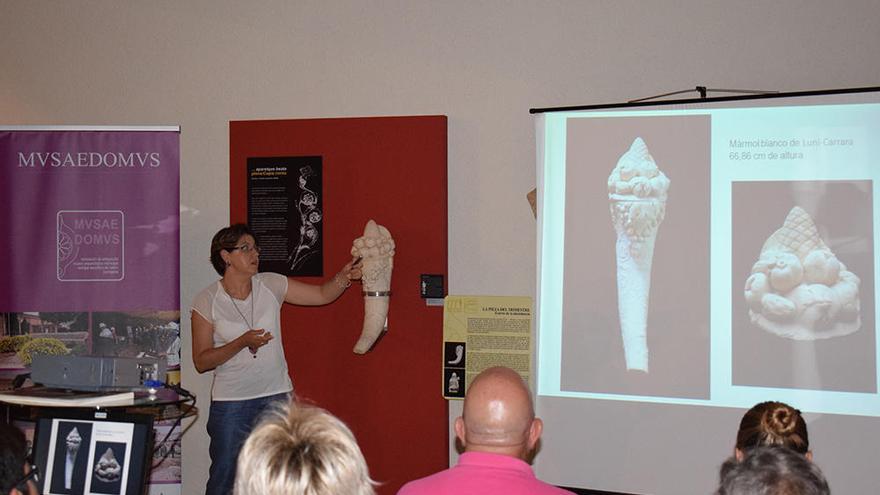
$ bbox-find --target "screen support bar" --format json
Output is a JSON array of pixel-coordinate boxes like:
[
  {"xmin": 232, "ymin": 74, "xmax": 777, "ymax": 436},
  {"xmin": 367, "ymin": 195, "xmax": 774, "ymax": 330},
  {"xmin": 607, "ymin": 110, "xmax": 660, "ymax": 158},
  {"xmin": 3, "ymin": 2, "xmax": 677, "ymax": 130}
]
[{"xmin": 628, "ymin": 86, "xmax": 777, "ymax": 103}]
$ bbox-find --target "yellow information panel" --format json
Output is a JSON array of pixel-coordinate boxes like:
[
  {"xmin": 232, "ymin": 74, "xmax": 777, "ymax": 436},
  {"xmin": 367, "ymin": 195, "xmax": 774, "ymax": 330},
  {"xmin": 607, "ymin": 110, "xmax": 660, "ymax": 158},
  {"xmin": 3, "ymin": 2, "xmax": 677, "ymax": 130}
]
[{"xmin": 442, "ymin": 295, "xmax": 532, "ymax": 399}]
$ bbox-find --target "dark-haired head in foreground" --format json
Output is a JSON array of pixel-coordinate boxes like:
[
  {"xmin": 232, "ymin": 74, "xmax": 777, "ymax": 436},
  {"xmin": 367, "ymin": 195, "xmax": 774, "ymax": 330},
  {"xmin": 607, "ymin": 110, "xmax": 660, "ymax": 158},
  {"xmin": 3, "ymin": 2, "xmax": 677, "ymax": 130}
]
[
  {"xmin": 735, "ymin": 401, "xmax": 810, "ymax": 461},
  {"xmin": 0, "ymin": 423, "xmax": 38, "ymax": 495},
  {"xmin": 717, "ymin": 445, "xmax": 829, "ymax": 495}
]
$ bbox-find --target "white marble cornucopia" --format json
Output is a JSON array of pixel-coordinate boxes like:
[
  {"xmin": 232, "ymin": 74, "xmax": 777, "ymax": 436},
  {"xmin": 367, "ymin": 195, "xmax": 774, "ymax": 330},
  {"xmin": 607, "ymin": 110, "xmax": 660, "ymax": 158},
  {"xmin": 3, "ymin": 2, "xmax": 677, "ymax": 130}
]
[{"xmin": 351, "ymin": 219, "xmax": 395, "ymax": 354}]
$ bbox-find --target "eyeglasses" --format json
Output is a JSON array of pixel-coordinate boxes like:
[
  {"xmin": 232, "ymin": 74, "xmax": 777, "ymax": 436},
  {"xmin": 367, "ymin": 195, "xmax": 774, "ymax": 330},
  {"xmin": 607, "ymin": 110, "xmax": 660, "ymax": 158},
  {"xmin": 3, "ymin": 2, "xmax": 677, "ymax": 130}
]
[
  {"xmin": 14, "ymin": 461, "xmax": 39, "ymax": 492},
  {"xmin": 230, "ymin": 243, "xmax": 260, "ymax": 254}
]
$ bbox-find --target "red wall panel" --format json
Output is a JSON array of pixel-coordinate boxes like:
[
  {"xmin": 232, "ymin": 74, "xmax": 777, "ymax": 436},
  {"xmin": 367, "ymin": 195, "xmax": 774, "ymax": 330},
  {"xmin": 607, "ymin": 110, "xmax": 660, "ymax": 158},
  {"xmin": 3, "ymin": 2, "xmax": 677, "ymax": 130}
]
[{"xmin": 230, "ymin": 116, "xmax": 448, "ymax": 494}]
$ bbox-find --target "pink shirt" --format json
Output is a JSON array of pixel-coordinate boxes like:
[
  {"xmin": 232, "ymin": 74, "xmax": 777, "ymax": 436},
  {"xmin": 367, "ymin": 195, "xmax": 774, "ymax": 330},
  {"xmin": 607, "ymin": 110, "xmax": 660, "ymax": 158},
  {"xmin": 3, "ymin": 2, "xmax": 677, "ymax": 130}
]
[{"xmin": 398, "ymin": 451, "xmax": 574, "ymax": 495}]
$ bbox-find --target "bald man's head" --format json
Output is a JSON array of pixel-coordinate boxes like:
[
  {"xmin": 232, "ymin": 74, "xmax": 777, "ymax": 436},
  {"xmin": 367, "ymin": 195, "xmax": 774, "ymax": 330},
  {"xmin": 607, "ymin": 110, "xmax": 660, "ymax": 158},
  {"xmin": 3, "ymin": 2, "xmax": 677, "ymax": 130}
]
[{"xmin": 454, "ymin": 367, "xmax": 542, "ymax": 460}]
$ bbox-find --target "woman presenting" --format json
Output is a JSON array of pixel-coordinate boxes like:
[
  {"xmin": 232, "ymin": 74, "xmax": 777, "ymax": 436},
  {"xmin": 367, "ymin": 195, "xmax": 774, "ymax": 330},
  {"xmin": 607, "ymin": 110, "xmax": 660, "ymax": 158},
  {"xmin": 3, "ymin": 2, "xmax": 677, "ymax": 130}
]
[{"xmin": 191, "ymin": 224, "xmax": 361, "ymax": 495}]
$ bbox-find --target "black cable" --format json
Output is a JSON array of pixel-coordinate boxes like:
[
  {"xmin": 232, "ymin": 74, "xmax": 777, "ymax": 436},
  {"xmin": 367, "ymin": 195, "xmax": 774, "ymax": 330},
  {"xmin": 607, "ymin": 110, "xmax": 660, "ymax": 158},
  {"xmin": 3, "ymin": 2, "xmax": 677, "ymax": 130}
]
[{"xmin": 150, "ymin": 384, "xmax": 197, "ymax": 469}]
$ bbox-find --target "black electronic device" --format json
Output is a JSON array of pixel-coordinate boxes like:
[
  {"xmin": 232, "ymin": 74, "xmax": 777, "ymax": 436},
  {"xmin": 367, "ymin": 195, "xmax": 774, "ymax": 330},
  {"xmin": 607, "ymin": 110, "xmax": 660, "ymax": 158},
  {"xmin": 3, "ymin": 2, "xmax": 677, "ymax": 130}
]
[
  {"xmin": 420, "ymin": 274, "xmax": 444, "ymax": 299},
  {"xmin": 32, "ymin": 408, "xmax": 154, "ymax": 495}
]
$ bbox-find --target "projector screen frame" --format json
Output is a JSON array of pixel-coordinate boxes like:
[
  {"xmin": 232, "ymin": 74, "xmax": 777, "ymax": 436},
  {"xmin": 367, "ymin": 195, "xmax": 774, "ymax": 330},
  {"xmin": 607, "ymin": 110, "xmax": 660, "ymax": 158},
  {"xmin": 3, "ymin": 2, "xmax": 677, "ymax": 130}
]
[
  {"xmin": 529, "ymin": 85, "xmax": 880, "ymax": 114},
  {"xmin": 532, "ymin": 85, "xmax": 880, "ymax": 495}
]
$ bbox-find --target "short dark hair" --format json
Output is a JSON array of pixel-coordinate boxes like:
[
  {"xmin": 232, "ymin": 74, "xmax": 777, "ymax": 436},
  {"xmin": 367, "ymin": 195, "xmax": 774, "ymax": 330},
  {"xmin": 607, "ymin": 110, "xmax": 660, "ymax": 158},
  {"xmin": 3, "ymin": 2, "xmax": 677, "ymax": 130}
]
[
  {"xmin": 210, "ymin": 224, "xmax": 257, "ymax": 275},
  {"xmin": 0, "ymin": 423, "xmax": 28, "ymax": 493},
  {"xmin": 717, "ymin": 445, "xmax": 829, "ymax": 495}
]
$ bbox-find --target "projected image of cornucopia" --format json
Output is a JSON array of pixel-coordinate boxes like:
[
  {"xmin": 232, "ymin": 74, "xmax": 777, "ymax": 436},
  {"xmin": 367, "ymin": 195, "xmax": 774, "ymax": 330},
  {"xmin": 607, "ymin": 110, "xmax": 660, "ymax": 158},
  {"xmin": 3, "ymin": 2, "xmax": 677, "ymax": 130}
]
[
  {"xmin": 744, "ymin": 206, "xmax": 861, "ymax": 340},
  {"xmin": 607, "ymin": 137, "xmax": 670, "ymax": 372}
]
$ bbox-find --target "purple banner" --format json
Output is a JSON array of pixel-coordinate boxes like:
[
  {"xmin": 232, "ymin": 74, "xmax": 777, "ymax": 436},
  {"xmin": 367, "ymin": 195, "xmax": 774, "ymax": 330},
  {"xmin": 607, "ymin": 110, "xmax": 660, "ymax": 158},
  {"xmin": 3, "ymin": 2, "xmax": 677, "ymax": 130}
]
[
  {"xmin": 0, "ymin": 130, "xmax": 183, "ymax": 495},
  {"xmin": 0, "ymin": 130, "xmax": 179, "ymax": 312}
]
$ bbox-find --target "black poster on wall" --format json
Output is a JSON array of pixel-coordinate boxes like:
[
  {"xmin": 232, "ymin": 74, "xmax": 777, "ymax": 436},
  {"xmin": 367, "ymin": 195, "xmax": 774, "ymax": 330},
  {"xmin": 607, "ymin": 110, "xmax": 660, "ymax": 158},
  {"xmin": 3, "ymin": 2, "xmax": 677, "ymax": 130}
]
[{"xmin": 247, "ymin": 156, "xmax": 324, "ymax": 276}]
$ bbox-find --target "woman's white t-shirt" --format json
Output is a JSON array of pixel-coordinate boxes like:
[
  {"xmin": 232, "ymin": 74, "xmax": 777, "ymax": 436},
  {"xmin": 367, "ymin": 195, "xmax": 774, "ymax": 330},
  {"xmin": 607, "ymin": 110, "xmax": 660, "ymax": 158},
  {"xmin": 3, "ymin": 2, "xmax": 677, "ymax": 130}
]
[{"xmin": 191, "ymin": 272, "xmax": 293, "ymax": 401}]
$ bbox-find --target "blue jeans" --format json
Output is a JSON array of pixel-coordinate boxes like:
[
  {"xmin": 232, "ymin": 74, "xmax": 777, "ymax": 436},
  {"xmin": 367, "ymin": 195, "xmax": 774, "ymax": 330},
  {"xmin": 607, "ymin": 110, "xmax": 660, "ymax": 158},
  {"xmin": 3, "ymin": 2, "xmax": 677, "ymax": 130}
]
[{"xmin": 205, "ymin": 392, "xmax": 289, "ymax": 495}]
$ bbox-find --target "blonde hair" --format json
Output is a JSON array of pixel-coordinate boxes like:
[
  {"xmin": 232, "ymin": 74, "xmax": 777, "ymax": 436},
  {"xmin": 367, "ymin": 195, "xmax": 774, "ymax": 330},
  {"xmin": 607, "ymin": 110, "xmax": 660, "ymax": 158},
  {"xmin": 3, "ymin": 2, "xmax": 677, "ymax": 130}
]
[{"xmin": 234, "ymin": 402, "xmax": 376, "ymax": 495}]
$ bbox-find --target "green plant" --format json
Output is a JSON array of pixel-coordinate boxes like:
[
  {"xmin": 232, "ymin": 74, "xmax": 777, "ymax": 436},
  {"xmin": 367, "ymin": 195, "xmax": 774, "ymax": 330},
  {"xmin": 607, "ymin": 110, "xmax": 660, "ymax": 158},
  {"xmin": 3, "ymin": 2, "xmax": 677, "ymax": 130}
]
[
  {"xmin": 0, "ymin": 335, "xmax": 32, "ymax": 353},
  {"xmin": 17, "ymin": 337, "xmax": 69, "ymax": 366},
  {"xmin": 68, "ymin": 341, "xmax": 89, "ymax": 356}
]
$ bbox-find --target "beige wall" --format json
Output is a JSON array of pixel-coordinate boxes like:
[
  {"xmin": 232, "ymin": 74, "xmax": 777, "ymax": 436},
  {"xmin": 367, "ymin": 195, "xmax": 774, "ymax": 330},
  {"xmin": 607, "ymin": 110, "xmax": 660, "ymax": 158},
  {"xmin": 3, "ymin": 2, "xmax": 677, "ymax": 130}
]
[{"xmin": 2, "ymin": 1, "xmax": 878, "ymax": 492}]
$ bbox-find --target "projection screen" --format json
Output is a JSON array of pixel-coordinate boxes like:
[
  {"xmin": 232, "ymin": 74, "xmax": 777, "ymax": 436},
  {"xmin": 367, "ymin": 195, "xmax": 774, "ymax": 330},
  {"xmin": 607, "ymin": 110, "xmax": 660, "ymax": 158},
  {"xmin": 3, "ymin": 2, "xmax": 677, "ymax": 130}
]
[{"xmin": 533, "ymin": 87, "xmax": 880, "ymax": 495}]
